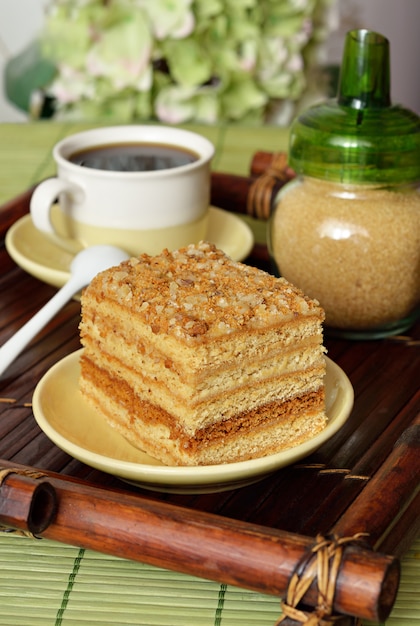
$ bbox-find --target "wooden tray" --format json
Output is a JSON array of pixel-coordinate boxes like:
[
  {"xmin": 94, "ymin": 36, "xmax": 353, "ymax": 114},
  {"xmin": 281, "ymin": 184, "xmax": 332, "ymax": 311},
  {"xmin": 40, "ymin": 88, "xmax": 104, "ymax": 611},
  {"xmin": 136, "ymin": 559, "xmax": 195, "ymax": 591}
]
[{"xmin": 1, "ymin": 185, "xmax": 419, "ymax": 625}]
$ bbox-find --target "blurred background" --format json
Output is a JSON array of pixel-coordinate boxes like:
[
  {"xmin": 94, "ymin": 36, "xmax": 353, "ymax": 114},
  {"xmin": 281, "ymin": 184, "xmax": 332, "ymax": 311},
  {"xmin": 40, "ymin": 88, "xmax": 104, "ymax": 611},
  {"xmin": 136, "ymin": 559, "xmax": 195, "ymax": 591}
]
[{"xmin": 1, "ymin": 0, "xmax": 420, "ymax": 123}]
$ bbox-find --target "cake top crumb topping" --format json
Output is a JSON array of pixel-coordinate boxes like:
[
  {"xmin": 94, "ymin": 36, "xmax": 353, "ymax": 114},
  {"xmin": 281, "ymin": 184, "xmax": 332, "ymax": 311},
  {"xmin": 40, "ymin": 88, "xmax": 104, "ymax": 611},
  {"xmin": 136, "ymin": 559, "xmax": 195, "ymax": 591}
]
[{"xmin": 83, "ymin": 242, "xmax": 324, "ymax": 341}]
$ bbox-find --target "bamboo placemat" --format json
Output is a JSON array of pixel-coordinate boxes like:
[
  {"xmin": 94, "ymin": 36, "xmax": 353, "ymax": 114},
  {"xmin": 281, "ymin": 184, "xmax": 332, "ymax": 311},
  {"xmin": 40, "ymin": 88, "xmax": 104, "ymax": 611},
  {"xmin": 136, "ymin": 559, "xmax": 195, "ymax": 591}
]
[
  {"xmin": 0, "ymin": 533, "xmax": 419, "ymax": 626},
  {"xmin": 0, "ymin": 121, "xmax": 419, "ymax": 625},
  {"xmin": 0, "ymin": 121, "xmax": 291, "ymax": 203}
]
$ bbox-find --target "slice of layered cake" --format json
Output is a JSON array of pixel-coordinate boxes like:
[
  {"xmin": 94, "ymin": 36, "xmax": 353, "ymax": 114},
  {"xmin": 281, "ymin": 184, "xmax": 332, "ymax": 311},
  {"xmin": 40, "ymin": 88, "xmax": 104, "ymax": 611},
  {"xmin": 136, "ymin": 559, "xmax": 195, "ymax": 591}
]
[{"xmin": 79, "ymin": 242, "xmax": 327, "ymax": 466}]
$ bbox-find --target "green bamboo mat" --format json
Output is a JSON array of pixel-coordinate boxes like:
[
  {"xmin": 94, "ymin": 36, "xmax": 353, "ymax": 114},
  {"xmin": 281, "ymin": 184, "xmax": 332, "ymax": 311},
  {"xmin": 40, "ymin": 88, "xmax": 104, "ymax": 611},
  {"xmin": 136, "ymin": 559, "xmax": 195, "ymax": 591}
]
[
  {"xmin": 0, "ymin": 533, "xmax": 419, "ymax": 626},
  {"xmin": 0, "ymin": 121, "xmax": 291, "ymax": 202},
  {"xmin": 0, "ymin": 122, "xmax": 419, "ymax": 624}
]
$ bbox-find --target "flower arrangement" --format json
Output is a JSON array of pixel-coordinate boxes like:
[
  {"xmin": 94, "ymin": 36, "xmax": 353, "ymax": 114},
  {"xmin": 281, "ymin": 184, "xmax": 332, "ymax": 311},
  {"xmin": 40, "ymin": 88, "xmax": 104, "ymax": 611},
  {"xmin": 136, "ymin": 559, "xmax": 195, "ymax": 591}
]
[{"xmin": 28, "ymin": 0, "xmax": 336, "ymax": 124}]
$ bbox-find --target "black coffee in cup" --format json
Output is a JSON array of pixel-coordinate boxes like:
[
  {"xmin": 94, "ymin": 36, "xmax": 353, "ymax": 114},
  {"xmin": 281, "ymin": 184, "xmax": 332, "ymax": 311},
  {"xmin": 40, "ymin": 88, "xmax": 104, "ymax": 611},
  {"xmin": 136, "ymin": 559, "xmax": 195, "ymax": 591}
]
[{"xmin": 69, "ymin": 142, "xmax": 199, "ymax": 172}]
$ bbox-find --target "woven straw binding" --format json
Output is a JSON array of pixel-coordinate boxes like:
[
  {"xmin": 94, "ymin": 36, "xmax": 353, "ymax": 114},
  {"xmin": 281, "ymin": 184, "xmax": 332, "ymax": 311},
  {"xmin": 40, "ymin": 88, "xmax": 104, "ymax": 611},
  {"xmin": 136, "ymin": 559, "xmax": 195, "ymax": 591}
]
[{"xmin": 276, "ymin": 533, "xmax": 368, "ymax": 626}]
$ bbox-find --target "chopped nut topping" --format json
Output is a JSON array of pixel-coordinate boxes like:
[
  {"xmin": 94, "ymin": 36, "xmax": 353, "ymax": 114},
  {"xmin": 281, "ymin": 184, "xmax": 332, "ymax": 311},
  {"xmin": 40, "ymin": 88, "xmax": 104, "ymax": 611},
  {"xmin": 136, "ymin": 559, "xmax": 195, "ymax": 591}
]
[{"xmin": 83, "ymin": 242, "xmax": 323, "ymax": 341}]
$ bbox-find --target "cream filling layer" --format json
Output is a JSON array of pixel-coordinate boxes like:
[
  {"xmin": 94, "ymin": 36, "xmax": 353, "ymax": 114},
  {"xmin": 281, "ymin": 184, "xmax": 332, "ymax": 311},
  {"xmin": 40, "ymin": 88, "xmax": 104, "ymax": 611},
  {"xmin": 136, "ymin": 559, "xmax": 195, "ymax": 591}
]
[
  {"xmin": 82, "ymin": 327, "xmax": 324, "ymax": 390},
  {"xmin": 80, "ymin": 300, "xmax": 324, "ymax": 370},
  {"xmin": 80, "ymin": 370, "xmax": 326, "ymax": 466},
  {"xmin": 81, "ymin": 352, "xmax": 324, "ymax": 432}
]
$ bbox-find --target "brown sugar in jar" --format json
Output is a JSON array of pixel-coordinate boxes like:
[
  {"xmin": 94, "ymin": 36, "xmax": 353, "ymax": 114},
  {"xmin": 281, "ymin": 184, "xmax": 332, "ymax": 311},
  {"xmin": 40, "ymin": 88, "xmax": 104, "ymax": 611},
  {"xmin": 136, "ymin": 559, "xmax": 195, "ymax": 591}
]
[{"xmin": 269, "ymin": 177, "xmax": 420, "ymax": 337}]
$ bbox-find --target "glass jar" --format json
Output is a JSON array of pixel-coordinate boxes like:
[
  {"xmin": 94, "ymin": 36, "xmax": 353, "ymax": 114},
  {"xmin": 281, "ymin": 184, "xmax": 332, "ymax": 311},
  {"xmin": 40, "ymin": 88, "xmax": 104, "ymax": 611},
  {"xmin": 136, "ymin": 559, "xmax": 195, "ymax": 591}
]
[
  {"xmin": 268, "ymin": 29, "xmax": 420, "ymax": 339},
  {"xmin": 269, "ymin": 177, "xmax": 420, "ymax": 338}
]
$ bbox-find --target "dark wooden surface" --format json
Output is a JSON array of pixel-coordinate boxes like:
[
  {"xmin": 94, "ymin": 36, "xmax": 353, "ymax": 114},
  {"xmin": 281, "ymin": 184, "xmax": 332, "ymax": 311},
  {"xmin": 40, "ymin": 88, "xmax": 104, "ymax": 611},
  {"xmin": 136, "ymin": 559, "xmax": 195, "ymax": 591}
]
[{"xmin": 1, "ymin": 187, "xmax": 419, "ymax": 566}]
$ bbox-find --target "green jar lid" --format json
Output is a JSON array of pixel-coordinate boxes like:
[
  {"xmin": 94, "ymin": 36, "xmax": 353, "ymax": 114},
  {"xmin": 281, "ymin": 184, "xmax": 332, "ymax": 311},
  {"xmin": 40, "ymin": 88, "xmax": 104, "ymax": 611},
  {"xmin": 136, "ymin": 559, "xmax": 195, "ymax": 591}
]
[{"xmin": 289, "ymin": 29, "xmax": 420, "ymax": 183}]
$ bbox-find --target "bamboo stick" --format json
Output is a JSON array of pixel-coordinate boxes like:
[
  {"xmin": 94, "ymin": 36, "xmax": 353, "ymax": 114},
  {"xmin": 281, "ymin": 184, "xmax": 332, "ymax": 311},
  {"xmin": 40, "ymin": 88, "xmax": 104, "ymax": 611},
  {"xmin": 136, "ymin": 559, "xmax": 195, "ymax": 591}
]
[
  {"xmin": 0, "ymin": 469, "xmax": 57, "ymax": 534},
  {"xmin": 211, "ymin": 172, "xmax": 259, "ymax": 215},
  {"xmin": 210, "ymin": 167, "xmax": 294, "ymax": 220},
  {"xmin": 0, "ymin": 460, "xmax": 399, "ymax": 623},
  {"xmin": 331, "ymin": 413, "xmax": 420, "ymax": 551}
]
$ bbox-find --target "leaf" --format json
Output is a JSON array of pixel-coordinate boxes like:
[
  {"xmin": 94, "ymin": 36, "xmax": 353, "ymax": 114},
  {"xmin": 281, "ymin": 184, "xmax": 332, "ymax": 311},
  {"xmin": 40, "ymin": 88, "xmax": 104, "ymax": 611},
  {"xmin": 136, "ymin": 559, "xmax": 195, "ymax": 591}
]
[{"xmin": 4, "ymin": 40, "xmax": 56, "ymax": 112}]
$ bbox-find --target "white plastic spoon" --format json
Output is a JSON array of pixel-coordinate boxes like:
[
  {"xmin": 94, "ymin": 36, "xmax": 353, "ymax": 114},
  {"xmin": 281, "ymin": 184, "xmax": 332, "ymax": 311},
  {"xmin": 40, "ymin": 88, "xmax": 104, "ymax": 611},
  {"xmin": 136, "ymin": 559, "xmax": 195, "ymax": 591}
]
[{"xmin": 0, "ymin": 244, "xmax": 130, "ymax": 376}]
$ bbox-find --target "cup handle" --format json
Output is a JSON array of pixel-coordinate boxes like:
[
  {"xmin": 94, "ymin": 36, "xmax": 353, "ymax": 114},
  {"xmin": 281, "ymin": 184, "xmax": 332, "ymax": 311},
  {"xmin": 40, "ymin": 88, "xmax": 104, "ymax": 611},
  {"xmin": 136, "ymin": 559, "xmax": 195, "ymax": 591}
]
[{"xmin": 30, "ymin": 177, "xmax": 84, "ymax": 234}]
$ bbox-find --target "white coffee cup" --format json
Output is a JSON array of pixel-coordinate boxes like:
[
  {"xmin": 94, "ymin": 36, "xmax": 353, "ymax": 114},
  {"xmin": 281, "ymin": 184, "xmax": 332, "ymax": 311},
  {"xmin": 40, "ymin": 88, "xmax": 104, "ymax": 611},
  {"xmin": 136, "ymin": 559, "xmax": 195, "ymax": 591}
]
[{"xmin": 30, "ymin": 125, "xmax": 214, "ymax": 256}]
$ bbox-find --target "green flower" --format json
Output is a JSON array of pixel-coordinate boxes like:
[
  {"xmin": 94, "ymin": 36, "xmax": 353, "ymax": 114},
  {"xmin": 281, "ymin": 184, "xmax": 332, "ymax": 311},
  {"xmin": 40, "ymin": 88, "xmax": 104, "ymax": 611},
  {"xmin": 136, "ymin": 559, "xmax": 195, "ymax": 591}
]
[
  {"xmin": 140, "ymin": 0, "xmax": 195, "ymax": 39},
  {"xmin": 155, "ymin": 84, "xmax": 219, "ymax": 124},
  {"xmin": 27, "ymin": 0, "xmax": 336, "ymax": 124},
  {"xmin": 160, "ymin": 37, "xmax": 213, "ymax": 87},
  {"xmin": 86, "ymin": 9, "xmax": 153, "ymax": 91}
]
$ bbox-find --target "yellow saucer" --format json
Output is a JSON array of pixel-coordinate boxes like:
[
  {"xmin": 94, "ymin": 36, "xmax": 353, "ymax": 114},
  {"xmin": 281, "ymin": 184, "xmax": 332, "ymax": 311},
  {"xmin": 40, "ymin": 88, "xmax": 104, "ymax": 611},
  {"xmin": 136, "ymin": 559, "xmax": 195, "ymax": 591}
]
[
  {"xmin": 6, "ymin": 207, "xmax": 254, "ymax": 289},
  {"xmin": 32, "ymin": 350, "xmax": 354, "ymax": 494}
]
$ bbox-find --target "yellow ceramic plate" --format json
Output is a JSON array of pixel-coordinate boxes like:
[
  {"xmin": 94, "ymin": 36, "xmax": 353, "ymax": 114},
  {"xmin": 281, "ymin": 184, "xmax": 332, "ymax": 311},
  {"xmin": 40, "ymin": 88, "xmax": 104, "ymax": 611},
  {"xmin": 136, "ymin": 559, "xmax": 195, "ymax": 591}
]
[
  {"xmin": 6, "ymin": 207, "xmax": 254, "ymax": 289},
  {"xmin": 32, "ymin": 350, "xmax": 354, "ymax": 494}
]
